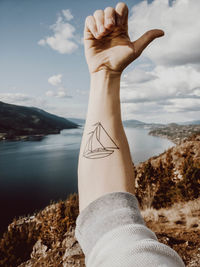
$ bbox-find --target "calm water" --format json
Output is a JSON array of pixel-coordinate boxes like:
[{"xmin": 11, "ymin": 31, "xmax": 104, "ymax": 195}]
[{"xmin": 0, "ymin": 127, "xmax": 174, "ymax": 235}]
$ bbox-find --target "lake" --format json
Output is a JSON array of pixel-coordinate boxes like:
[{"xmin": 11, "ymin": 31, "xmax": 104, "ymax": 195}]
[{"xmin": 0, "ymin": 126, "xmax": 174, "ymax": 235}]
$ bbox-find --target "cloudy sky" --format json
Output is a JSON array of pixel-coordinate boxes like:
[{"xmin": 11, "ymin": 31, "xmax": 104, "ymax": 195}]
[{"xmin": 0, "ymin": 0, "xmax": 199, "ymax": 123}]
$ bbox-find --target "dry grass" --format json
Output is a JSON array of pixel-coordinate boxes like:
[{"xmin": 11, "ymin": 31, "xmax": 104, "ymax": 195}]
[
  {"xmin": 141, "ymin": 198, "xmax": 200, "ymax": 229},
  {"xmin": 142, "ymin": 198, "xmax": 200, "ymax": 266}
]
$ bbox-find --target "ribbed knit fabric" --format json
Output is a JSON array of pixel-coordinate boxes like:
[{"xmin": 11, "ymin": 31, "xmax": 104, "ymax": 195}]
[{"xmin": 75, "ymin": 191, "xmax": 185, "ymax": 267}]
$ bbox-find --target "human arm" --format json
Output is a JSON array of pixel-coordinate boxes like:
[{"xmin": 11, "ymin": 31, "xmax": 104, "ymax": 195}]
[
  {"xmin": 78, "ymin": 2, "xmax": 164, "ymax": 212},
  {"xmin": 75, "ymin": 2, "xmax": 185, "ymax": 267}
]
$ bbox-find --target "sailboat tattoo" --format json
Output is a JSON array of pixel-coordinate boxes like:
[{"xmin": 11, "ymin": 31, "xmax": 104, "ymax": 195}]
[{"xmin": 83, "ymin": 122, "xmax": 119, "ymax": 159}]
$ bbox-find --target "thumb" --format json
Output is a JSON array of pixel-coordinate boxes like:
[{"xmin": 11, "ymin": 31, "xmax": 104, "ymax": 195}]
[{"xmin": 132, "ymin": 29, "xmax": 164, "ymax": 57}]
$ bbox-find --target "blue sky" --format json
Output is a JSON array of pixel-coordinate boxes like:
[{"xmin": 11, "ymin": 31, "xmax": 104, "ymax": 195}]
[{"xmin": 0, "ymin": 0, "xmax": 200, "ymax": 123}]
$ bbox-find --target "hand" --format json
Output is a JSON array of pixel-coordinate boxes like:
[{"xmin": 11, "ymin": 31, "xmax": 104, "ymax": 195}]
[{"xmin": 84, "ymin": 2, "xmax": 164, "ymax": 75}]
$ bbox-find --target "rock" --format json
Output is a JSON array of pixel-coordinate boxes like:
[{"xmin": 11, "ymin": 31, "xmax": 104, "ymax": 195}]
[
  {"xmin": 62, "ymin": 229, "xmax": 85, "ymax": 266},
  {"xmin": 31, "ymin": 240, "xmax": 48, "ymax": 259}
]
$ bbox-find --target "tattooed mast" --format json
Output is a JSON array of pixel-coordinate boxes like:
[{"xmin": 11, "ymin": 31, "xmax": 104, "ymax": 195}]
[{"xmin": 83, "ymin": 122, "xmax": 119, "ymax": 159}]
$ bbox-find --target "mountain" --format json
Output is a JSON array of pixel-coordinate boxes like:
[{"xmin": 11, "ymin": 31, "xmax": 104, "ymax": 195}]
[
  {"xmin": 67, "ymin": 117, "xmax": 85, "ymax": 126},
  {"xmin": 64, "ymin": 118, "xmax": 165, "ymax": 128},
  {"xmin": 67, "ymin": 118, "xmax": 158, "ymax": 128},
  {"xmin": 123, "ymin": 119, "xmax": 145, "ymax": 127},
  {"xmin": 178, "ymin": 120, "xmax": 200, "ymax": 125},
  {"xmin": 123, "ymin": 119, "xmax": 163, "ymax": 128},
  {"xmin": 0, "ymin": 101, "xmax": 78, "ymax": 140}
]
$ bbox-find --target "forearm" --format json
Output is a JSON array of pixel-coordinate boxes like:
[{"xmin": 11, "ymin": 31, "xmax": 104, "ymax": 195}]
[{"xmin": 78, "ymin": 70, "xmax": 135, "ymax": 211}]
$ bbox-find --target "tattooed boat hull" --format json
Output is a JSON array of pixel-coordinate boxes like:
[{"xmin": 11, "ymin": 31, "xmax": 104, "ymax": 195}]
[{"xmin": 84, "ymin": 148, "xmax": 114, "ymax": 159}]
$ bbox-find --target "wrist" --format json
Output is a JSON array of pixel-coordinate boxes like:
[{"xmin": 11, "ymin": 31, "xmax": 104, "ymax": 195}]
[
  {"xmin": 90, "ymin": 69, "xmax": 122, "ymax": 79},
  {"xmin": 90, "ymin": 69, "xmax": 121, "ymax": 94},
  {"xmin": 87, "ymin": 68, "xmax": 122, "ymax": 125}
]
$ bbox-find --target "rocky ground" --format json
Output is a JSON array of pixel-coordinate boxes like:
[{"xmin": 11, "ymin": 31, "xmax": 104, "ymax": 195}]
[{"xmin": 0, "ymin": 194, "xmax": 199, "ymax": 267}]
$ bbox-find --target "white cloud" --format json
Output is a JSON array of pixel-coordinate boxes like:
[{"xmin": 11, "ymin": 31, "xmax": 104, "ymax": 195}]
[
  {"xmin": 122, "ymin": 68, "xmax": 157, "ymax": 85},
  {"xmin": 62, "ymin": 9, "xmax": 73, "ymax": 21},
  {"xmin": 38, "ymin": 39, "xmax": 46, "ymax": 46},
  {"xmin": 76, "ymin": 89, "xmax": 88, "ymax": 96},
  {"xmin": 38, "ymin": 9, "xmax": 78, "ymax": 54},
  {"xmin": 45, "ymin": 87, "xmax": 71, "ymax": 99},
  {"xmin": 121, "ymin": 65, "xmax": 200, "ymax": 103},
  {"xmin": 129, "ymin": 0, "xmax": 200, "ymax": 66},
  {"xmin": 46, "ymin": 74, "xmax": 71, "ymax": 98},
  {"xmin": 46, "ymin": 90, "xmax": 55, "ymax": 97},
  {"xmin": 120, "ymin": 64, "xmax": 200, "ymax": 122},
  {"xmin": 0, "ymin": 93, "xmax": 46, "ymax": 107},
  {"xmin": 120, "ymin": 0, "xmax": 200, "ymax": 123},
  {"xmin": 56, "ymin": 91, "xmax": 68, "ymax": 98},
  {"xmin": 164, "ymin": 98, "xmax": 200, "ymax": 113},
  {"xmin": 48, "ymin": 74, "xmax": 62, "ymax": 86}
]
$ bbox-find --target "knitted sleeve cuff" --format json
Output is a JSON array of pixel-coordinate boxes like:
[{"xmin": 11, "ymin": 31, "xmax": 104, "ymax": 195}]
[{"xmin": 75, "ymin": 191, "xmax": 146, "ymax": 257}]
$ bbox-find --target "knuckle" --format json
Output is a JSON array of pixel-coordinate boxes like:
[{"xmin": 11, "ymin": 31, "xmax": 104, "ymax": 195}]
[
  {"xmin": 85, "ymin": 15, "xmax": 92, "ymax": 25},
  {"xmin": 85, "ymin": 15, "xmax": 90, "ymax": 21},
  {"xmin": 104, "ymin": 6, "xmax": 114, "ymax": 13},
  {"xmin": 93, "ymin": 9, "xmax": 103, "ymax": 17},
  {"xmin": 86, "ymin": 15, "xmax": 92, "ymax": 21}
]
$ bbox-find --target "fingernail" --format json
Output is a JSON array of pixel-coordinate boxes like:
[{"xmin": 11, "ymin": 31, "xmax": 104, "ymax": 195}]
[
  {"xmin": 99, "ymin": 25, "xmax": 105, "ymax": 34},
  {"xmin": 105, "ymin": 18, "xmax": 114, "ymax": 27}
]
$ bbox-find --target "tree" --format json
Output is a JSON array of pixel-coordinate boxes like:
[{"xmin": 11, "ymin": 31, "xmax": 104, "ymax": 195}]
[
  {"xmin": 178, "ymin": 153, "xmax": 200, "ymax": 201},
  {"xmin": 152, "ymin": 152, "xmax": 178, "ymax": 209},
  {"xmin": 136, "ymin": 160, "xmax": 158, "ymax": 209}
]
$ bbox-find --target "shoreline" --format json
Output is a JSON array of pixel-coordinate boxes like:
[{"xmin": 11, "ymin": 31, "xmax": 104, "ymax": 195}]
[
  {"xmin": 0, "ymin": 127, "xmax": 80, "ymax": 142},
  {"xmin": 0, "ymin": 133, "xmax": 46, "ymax": 142},
  {"xmin": 148, "ymin": 132, "xmax": 179, "ymax": 145},
  {"xmin": 148, "ymin": 124, "xmax": 200, "ymax": 145}
]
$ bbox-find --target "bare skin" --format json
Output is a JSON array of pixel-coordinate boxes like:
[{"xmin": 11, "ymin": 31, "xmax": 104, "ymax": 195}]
[
  {"xmin": 78, "ymin": 2, "xmax": 164, "ymax": 212},
  {"xmin": 84, "ymin": 3, "xmax": 164, "ymax": 74}
]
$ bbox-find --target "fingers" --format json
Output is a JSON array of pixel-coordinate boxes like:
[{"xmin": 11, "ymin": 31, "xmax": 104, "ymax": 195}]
[
  {"xmin": 133, "ymin": 29, "xmax": 164, "ymax": 56},
  {"xmin": 93, "ymin": 9, "xmax": 106, "ymax": 38},
  {"xmin": 104, "ymin": 7, "xmax": 115, "ymax": 30},
  {"xmin": 115, "ymin": 2, "xmax": 128, "ymax": 26},
  {"xmin": 84, "ymin": 16, "xmax": 98, "ymax": 39},
  {"xmin": 84, "ymin": 2, "xmax": 128, "ymax": 40}
]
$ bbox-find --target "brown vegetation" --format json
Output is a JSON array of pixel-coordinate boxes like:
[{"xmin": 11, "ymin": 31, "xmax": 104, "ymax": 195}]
[
  {"xmin": 136, "ymin": 134, "xmax": 200, "ymax": 209},
  {"xmin": 142, "ymin": 198, "xmax": 200, "ymax": 266},
  {"xmin": 0, "ymin": 194, "xmax": 81, "ymax": 267}
]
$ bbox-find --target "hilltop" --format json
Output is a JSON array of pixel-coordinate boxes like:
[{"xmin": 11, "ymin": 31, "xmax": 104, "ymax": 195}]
[{"xmin": 0, "ymin": 101, "xmax": 78, "ymax": 141}]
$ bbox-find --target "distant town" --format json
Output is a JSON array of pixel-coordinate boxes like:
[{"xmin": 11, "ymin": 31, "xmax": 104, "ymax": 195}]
[{"xmin": 149, "ymin": 123, "xmax": 200, "ymax": 144}]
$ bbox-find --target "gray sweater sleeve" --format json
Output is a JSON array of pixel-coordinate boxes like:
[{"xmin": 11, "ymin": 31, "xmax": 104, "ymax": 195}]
[{"xmin": 75, "ymin": 191, "xmax": 185, "ymax": 267}]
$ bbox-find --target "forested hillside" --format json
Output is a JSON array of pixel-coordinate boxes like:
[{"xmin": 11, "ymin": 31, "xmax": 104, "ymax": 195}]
[
  {"xmin": 0, "ymin": 101, "xmax": 78, "ymax": 140},
  {"xmin": 135, "ymin": 134, "xmax": 200, "ymax": 209}
]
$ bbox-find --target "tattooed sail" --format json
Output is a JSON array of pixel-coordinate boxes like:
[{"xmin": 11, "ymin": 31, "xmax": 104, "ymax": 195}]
[{"xmin": 83, "ymin": 122, "xmax": 119, "ymax": 159}]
